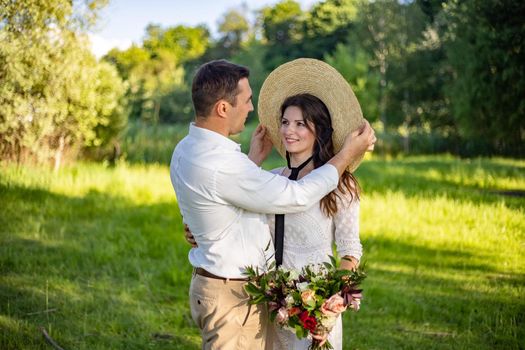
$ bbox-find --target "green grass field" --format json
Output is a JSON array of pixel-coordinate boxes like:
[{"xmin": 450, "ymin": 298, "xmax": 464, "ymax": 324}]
[{"xmin": 1, "ymin": 156, "xmax": 524, "ymax": 349}]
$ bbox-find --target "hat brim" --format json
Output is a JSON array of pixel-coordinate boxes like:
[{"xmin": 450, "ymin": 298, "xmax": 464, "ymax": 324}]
[{"xmin": 258, "ymin": 58, "xmax": 365, "ymax": 172}]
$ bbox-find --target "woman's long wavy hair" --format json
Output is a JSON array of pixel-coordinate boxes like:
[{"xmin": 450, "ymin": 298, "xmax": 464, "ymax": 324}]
[{"xmin": 280, "ymin": 93, "xmax": 360, "ymax": 217}]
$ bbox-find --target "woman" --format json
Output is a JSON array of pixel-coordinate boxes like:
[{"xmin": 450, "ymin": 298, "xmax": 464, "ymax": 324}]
[{"xmin": 265, "ymin": 93, "xmax": 362, "ymax": 350}]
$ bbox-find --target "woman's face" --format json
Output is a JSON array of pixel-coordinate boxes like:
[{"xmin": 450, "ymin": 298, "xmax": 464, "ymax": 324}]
[{"xmin": 280, "ymin": 105, "xmax": 316, "ymax": 158}]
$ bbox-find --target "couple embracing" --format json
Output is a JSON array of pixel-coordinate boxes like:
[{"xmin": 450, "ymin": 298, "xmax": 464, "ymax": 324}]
[{"xmin": 170, "ymin": 58, "xmax": 376, "ymax": 350}]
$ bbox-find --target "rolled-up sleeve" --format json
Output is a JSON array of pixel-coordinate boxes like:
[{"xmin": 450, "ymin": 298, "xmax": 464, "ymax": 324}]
[{"xmin": 215, "ymin": 154, "xmax": 338, "ymax": 214}]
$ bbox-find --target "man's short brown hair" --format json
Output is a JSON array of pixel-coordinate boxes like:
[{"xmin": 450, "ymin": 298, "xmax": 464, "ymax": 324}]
[{"xmin": 191, "ymin": 60, "xmax": 250, "ymax": 118}]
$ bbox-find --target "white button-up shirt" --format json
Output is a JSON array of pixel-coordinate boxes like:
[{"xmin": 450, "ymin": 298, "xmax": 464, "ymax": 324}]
[{"xmin": 170, "ymin": 124, "xmax": 339, "ymax": 278}]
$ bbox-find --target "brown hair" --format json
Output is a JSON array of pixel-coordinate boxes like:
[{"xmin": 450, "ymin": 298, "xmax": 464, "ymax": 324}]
[
  {"xmin": 191, "ymin": 59, "xmax": 250, "ymax": 118},
  {"xmin": 280, "ymin": 93, "xmax": 360, "ymax": 217}
]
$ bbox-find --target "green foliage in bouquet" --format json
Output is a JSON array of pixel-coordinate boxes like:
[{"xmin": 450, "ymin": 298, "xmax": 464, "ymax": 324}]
[{"xmin": 244, "ymin": 255, "xmax": 366, "ymax": 349}]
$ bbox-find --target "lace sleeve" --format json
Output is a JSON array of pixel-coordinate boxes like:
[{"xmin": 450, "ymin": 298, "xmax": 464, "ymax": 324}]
[{"xmin": 333, "ymin": 192, "xmax": 362, "ymax": 261}]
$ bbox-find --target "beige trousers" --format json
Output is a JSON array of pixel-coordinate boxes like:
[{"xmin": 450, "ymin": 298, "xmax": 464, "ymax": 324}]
[{"xmin": 190, "ymin": 273, "xmax": 267, "ymax": 350}]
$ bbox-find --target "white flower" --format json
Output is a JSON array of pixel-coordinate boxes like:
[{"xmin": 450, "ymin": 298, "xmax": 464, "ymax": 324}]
[
  {"xmin": 288, "ymin": 269, "xmax": 299, "ymax": 281},
  {"xmin": 320, "ymin": 315, "xmax": 337, "ymax": 330},
  {"xmin": 283, "ymin": 325, "xmax": 295, "ymax": 333},
  {"xmin": 278, "ymin": 266, "xmax": 290, "ymax": 274},
  {"xmin": 285, "ymin": 294, "xmax": 295, "ymax": 306},
  {"xmin": 310, "ymin": 274, "xmax": 321, "ymax": 283},
  {"xmin": 296, "ymin": 282, "xmax": 309, "ymax": 292}
]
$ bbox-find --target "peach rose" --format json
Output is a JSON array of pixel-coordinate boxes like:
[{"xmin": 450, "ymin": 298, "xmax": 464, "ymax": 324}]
[
  {"xmin": 301, "ymin": 290, "xmax": 316, "ymax": 308},
  {"xmin": 288, "ymin": 306, "xmax": 301, "ymax": 316}
]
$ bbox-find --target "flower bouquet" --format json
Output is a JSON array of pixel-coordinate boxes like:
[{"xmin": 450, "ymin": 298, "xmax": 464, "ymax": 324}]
[{"xmin": 244, "ymin": 256, "xmax": 366, "ymax": 350}]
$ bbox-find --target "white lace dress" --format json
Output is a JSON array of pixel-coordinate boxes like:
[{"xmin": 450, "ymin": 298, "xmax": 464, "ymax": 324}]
[{"xmin": 266, "ymin": 168, "xmax": 363, "ymax": 350}]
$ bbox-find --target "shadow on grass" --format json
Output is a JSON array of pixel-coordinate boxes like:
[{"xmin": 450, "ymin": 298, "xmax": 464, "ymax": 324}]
[
  {"xmin": 365, "ymin": 236, "xmax": 506, "ymax": 274},
  {"xmin": 0, "ymin": 184, "xmax": 198, "ymax": 350},
  {"xmin": 343, "ymin": 235, "xmax": 525, "ymax": 350},
  {"xmin": 355, "ymin": 158, "xmax": 525, "ymax": 210}
]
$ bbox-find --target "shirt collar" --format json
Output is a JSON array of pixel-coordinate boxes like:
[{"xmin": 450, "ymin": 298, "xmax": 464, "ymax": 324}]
[{"xmin": 188, "ymin": 123, "xmax": 241, "ymax": 152}]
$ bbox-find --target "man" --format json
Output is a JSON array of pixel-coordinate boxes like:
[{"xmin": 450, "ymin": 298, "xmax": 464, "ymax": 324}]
[{"xmin": 170, "ymin": 59, "xmax": 375, "ymax": 349}]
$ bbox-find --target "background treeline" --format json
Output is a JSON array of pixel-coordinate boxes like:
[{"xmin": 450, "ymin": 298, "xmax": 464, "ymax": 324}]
[{"xmin": 1, "ymin": 0, "xmax": 524, "ymax": 168}]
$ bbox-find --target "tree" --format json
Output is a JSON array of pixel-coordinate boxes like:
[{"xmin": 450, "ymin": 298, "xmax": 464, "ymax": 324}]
[
  {"xmin": 132, "ymin": 49, "xmax": 185, "ymax": 123},
  {"xmin": 143, "ymin": 24, "xmax": 209, "ymax": 63},
  {"xmin": 0, "ymin": 0, "xmax": 127, "ymax": 167},
  {"xmin": 442, "ymin": 0, "xmax": 525, "ymax": 156},
  {"xmin": 355, "ymin": 0, "xmax": 404, "ymax": 129},
  {"xmin": 104, "ymin": 45, "xmax": 150, "ymax": 121},
  {"xmin": 103, "ymin": 24, "xmax": 210, "ymax": 124},
  {"xmin": 217, "ymin": 8, "xmax": 250, "ymax": 57},
  {"xmin": 354, "ymin": 0, "xmax": 430, "ymax": 131},
  {"xmin": 260, "ymin": 0, "xmax": 305, "ymax": 70},
  {"xmin": 230, "ymin": 39, "xmax": 270, "ymax": 116},
  {"xmin": 84, "ymin": 61, "xmax": 128, "ymax": 162},
  {"xmin": 302, "ymin": 0, "xmax": 361, "ymax": 58},
  {"xmin": 325, "ymin": 43, "xmax": 380, "ymax": 122},
  {"xmin": 104, "ymin": 45, "xmax": 150, "ymax": 80},
  {"xmin": 261, "ymin": 0, "xmax": 304, "ymax": 45}
]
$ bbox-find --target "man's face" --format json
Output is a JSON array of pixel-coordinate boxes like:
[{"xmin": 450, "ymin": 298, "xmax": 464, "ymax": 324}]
[{"xmin": 227, "ymin": 77, "xmax": 253, "ymax": 135}]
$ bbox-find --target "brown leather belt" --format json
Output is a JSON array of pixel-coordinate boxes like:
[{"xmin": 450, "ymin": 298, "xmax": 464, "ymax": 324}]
[{"xmin": 194, "ymin": 267, "xmax": 248, "ymax": 281}]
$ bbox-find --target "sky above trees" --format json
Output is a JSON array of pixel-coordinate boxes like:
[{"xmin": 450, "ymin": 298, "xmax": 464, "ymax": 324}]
[{"xmin": 89, "ymin": 0, "xmax": 317, "ymax": 57}]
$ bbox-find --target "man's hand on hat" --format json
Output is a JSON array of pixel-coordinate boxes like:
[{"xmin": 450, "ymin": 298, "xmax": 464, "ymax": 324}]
[{"xmin": 248, "ymin": 124, "xmax": 273, "ymax": 166}]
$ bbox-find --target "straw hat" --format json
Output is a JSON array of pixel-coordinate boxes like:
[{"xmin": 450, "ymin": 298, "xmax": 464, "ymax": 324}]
[{"xmin": 258, "ymin": 58, "xmax": 365, "ymax": 172}]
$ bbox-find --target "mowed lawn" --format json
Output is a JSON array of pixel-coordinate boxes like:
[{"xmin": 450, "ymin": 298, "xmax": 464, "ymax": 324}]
[{"xmin": 0, "ymin": 156, "xmax": 523, "ymax": 349}]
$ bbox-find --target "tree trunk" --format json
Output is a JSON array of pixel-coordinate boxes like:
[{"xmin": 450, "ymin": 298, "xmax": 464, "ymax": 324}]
[
  {"xmin": 153, "ymin": 99, "xmax": 160, "ymax": 125},
  {"xmin": 369, "ymin": 14, "xmax": 388, "ymax": 129},
  {"xmin": 54, "ymin": 135, "xmax": 65, "ymax": 172}
]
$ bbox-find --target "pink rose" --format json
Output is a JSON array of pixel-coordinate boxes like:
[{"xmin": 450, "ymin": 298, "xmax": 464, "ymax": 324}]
[
  {"xmin": 275, "ymin": 307, "xmax": 289, "ymax": 324},
  {"xmin": 268, "ymin": 301, "xmax": 280, "ymax": 312},
  {"xmin": 342, "ymin": 286, "xmax": 363, "ymax": 312},
  {"xmin": 349, "ymin": 298, "xmax": 361, "ymax": 311},
  {"xmin": 320, "ymin": 294, "xmax": 347, "ymax": 317},
  {"xmin": 348, "ymin": 292, "xmax": 362, "ymax": 311}
]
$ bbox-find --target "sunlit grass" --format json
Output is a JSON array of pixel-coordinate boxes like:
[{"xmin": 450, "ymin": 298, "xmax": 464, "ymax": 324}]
[
  {"xmin": 346, "ymin": 156, "xmax": 525, "ymax": 350},
  {"xmin": 1, "ymin": 163, "xmax": 197, "ymax": 349},
  {"xmin": 0, "ymin": 156, "xmax": 523, "ymax": 349}
]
